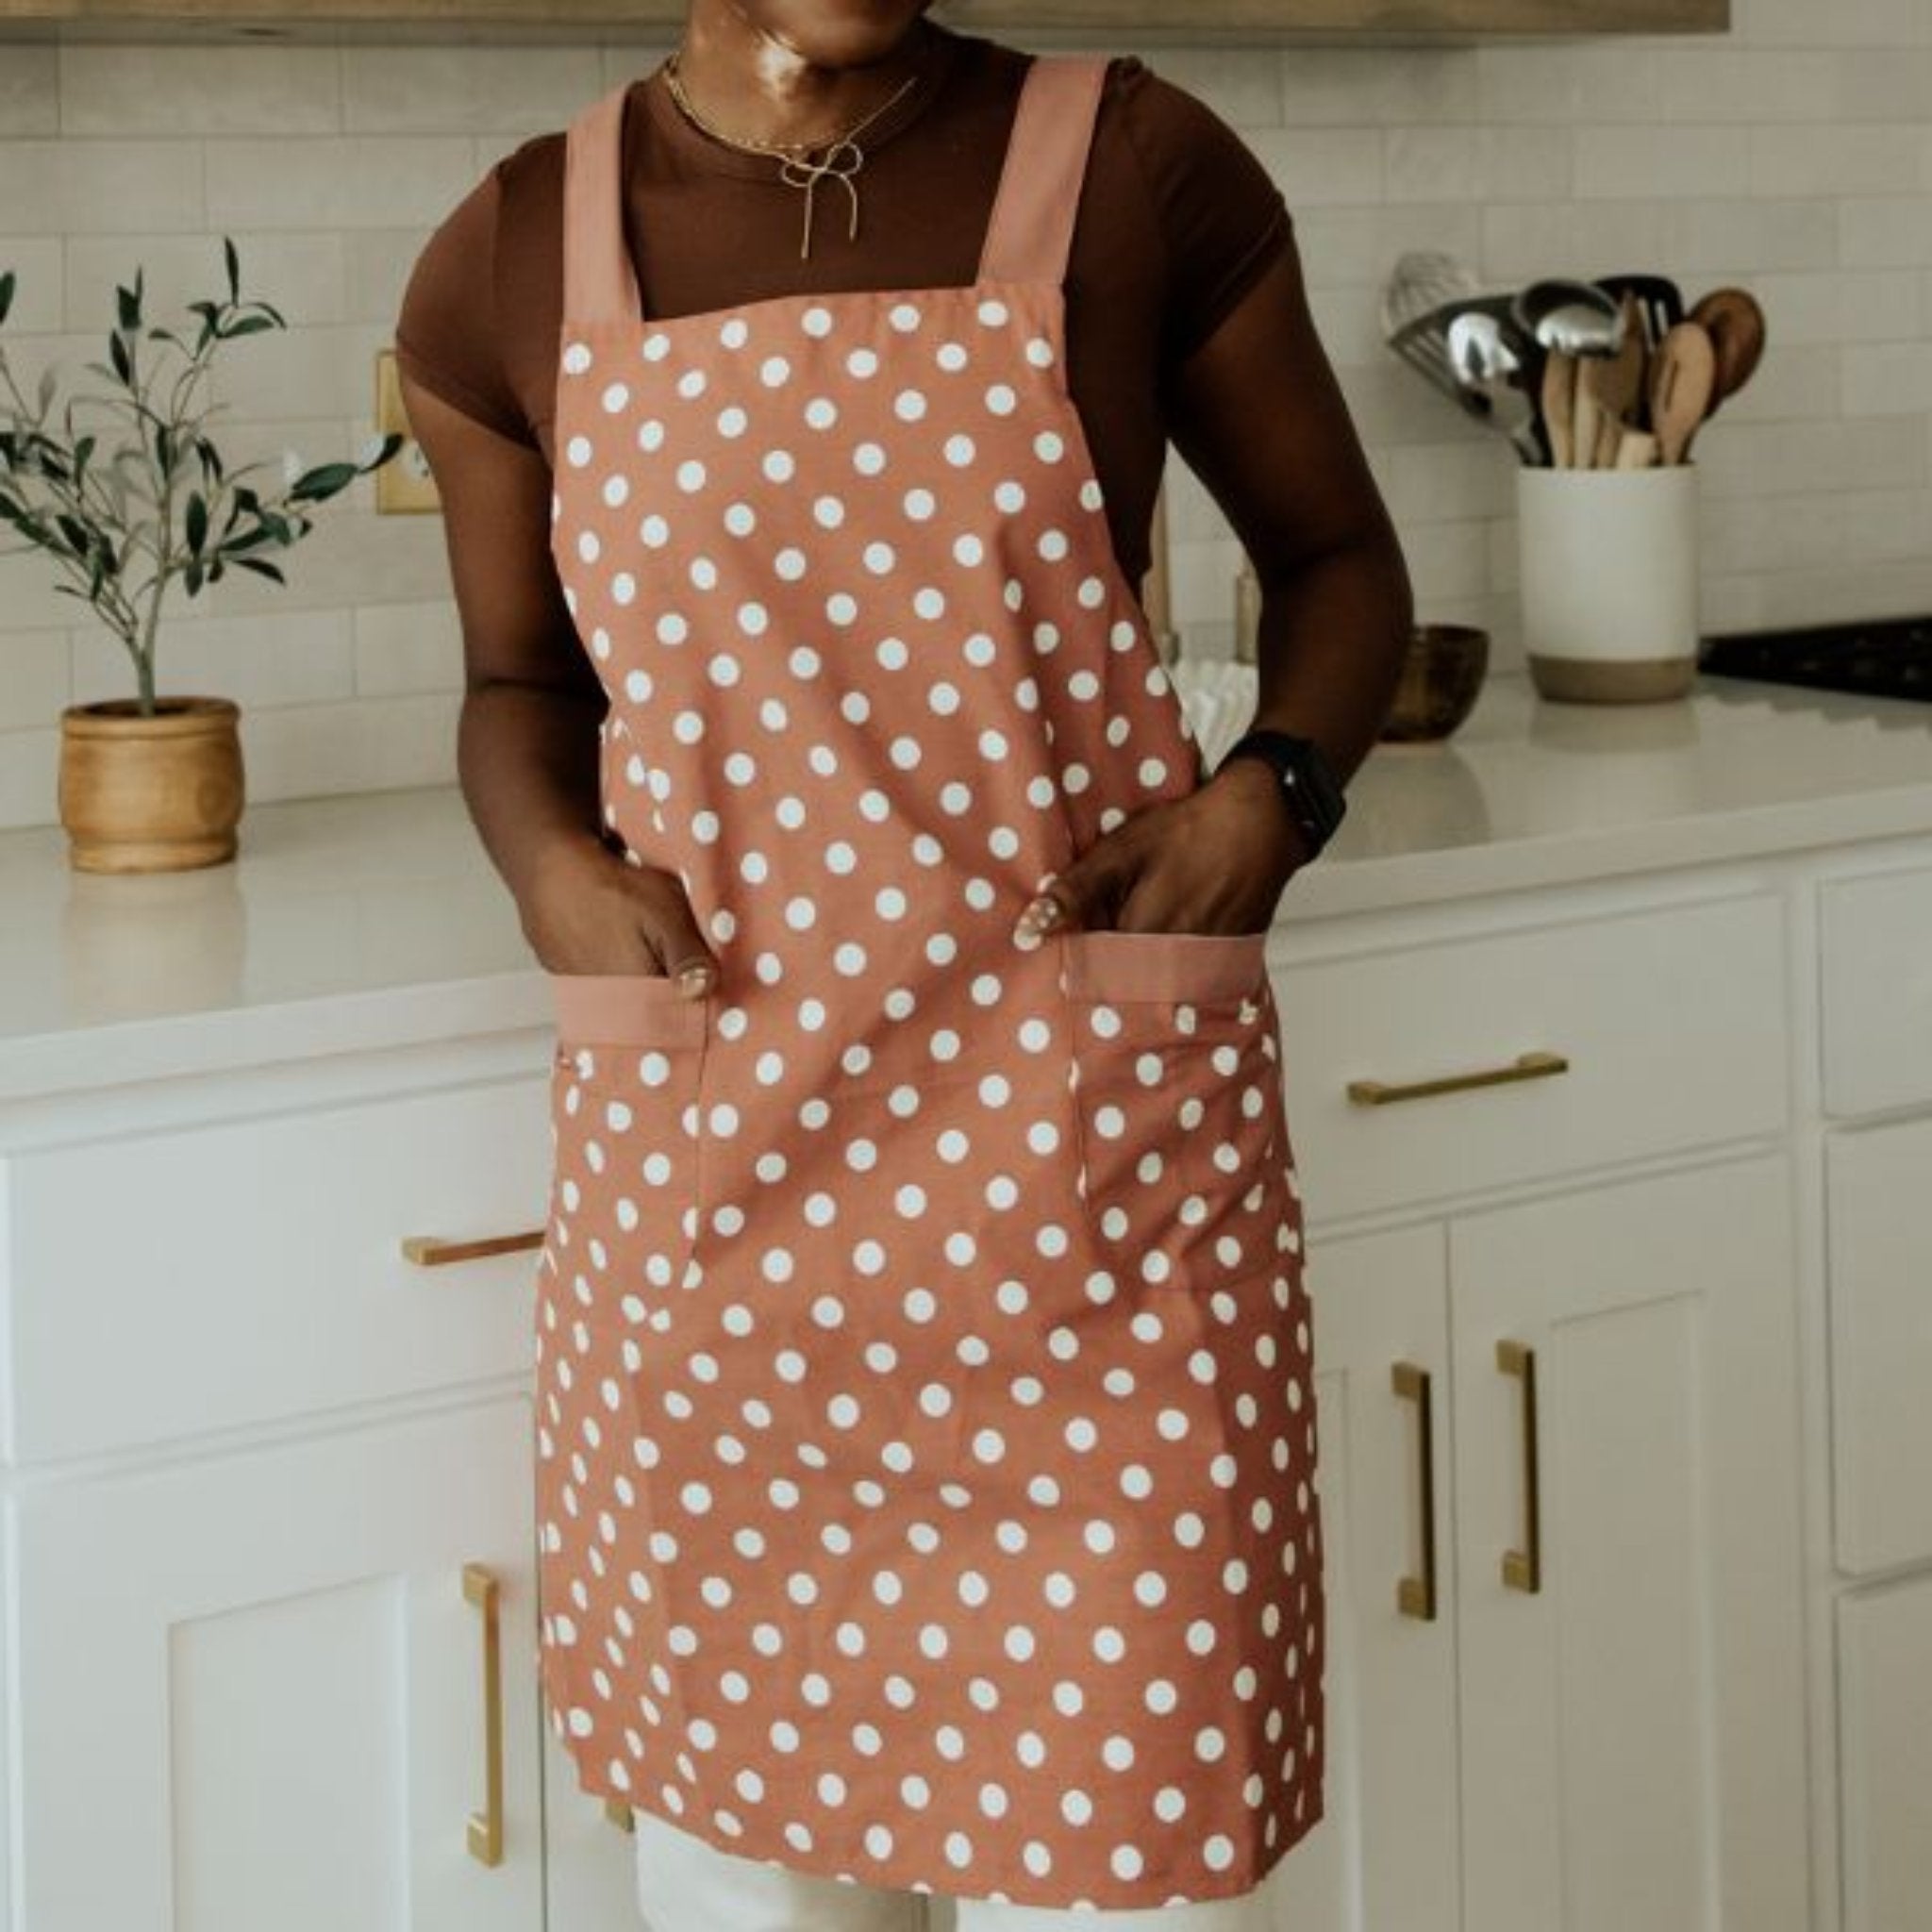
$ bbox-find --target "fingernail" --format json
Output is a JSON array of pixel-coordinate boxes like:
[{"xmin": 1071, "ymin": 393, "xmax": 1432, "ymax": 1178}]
[
  {"xmin": 1017, "ymin": 896, "xmax": 1060, "ymax": 934},
  {"xmin": 678, "ymin": 963, "xmax": 713, "ymax": 996}
]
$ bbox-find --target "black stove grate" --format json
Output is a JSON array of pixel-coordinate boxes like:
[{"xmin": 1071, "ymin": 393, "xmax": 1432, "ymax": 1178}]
[{"xmin": 1699, "ymin": 615, "xmax": 1932, "ymax": 703}]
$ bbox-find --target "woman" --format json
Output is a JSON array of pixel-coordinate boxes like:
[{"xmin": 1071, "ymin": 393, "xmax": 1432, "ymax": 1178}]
[{"xmin": 396, "ymin": 4, "xmax": 1411, "ymax": 1926}]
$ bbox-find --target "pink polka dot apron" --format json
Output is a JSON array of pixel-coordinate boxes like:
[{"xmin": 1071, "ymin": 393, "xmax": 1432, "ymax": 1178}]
[{"xmin": 534, "ymin": 53, "xmax": 1324, "ymax": 1912}]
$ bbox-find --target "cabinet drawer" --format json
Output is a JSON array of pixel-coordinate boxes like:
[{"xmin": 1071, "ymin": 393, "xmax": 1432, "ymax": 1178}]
[
  {"xmin": 1825, "ymin": 1117, "xmax": 1932, "ymax": 1574},
  {"xmin": 3, "ymin": 1076, "xmax": 551, "ymax": 1465},
  {"xmin": 1269, "ymin": 892, "xmax": 1787, "ymax": 1223},
  {"xmin": 1820, "ymin": 862, "xmax": 1932, "ymax": 1119}
]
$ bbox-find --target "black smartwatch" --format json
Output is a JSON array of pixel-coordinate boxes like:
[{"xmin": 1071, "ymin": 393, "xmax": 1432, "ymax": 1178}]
[{"xmin": 1213, "ymin": 727, "xmax": 1348, "ymax": 858}]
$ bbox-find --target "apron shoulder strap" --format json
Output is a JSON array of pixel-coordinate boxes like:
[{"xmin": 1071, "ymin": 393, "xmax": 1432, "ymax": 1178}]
[
  {"xmin": 976, "ymin": 54, "xmax": 1111, "ymax": 288},
  {"xmin": 563, "ymin": 80, "xmax": 643, "ymax": 327}
]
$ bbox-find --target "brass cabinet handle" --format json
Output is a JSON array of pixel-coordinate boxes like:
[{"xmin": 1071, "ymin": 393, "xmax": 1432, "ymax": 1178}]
[
  {"xmin": 1496, "ymin": 1341, "xmax": 1542, "ymax": 1594},
  {"xmin": 1391, "ymin": 1360, "xmax": 1439, "ymax": 1621},
  {"xmin": 402, "ymin": 1230, "xmax": 544, "ymax": 1267},
  {"xmin": 462, "ymin": 1562, "xmax": 506, "ymax": 1866},
  {"xmin": 605, "ymin": 1799, "xmax": 637, "ymax": 1832},
  {"xmin": 1347, "ymin": 1049, "xmax": 1570, "ymax": 1107}
]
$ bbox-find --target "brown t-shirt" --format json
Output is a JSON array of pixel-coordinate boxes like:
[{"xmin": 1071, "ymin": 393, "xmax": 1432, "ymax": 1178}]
[{"xmin": 393, "ymin": 24, "xmax": 1293, "ymax": 590}]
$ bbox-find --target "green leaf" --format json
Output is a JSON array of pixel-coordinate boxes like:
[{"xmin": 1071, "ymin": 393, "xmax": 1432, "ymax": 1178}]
[
  {"xmin": 228, "ymin": 554, "xmax": 285, "ymax": 585},
  {"xmin": 186, "ymin": 491, "xmax": 208, "ymax": 554},
  {"xmin": 224, "ymin": 236, "xmax": 240, "ymax": 303},
  {"xmin": 287, "ymin": 461, "xmax": 358, "ymax": 503},
  {"xmin": 0, "ymin": 269, "xmax": 14, "ymax": 328},
  {"xmin": 221, "ymin": 314, "xmax": 276, "ymax": 341},
  {"xmin": 186, "ymin": 558, "xmax": 204, "ymax": 595},
  {"xmin": 116, "ymin": 279, "xmax": 140, "ymax": 333},
  {"xmin": 108, "ymin": 328, "xmax": 131, "ymax": 384}
]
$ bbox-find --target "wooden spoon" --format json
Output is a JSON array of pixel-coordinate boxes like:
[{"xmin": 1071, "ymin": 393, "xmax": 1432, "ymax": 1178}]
[
  {"xmin": 1541, "ymin": 350, "xmax": 1577, "ymax": 467},
  {"xmin": 1582, "ymin": 291, "xmax": 1650, "ymax": 469},
  {"xmin": 1687, "ymin": 287, "xmax": 1765, "ymax": 417},
  {"xmin": 1649, "ymin": 320, "xmax": 1719, "ymax": 465}
]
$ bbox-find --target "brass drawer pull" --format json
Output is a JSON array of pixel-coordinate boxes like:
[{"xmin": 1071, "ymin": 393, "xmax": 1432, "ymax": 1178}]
[
  {"xmin": 462, "ymin": 1562, "xmax": 506, "ymax": 1866},
  {"xmin": 402, "ymin": 1230, "xmax": 544, "ymax": 1267},
  {"xmin": 1347, "ymin": 1049, "xmax": 1570, "ymax": 1107},
  {"xmin": 1392, "ymin": 1360, "xmax": 1439, "ymax": 1622},
  {"xmin": 1497, "ymin": 1341, "xmax": 1542, "ymax": 1594}
]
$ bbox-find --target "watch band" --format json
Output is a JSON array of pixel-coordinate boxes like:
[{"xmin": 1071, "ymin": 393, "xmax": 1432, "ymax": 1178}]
[{"xmin": 1213, "ymin": 727, "xmax": 1348, "ymax": 855}]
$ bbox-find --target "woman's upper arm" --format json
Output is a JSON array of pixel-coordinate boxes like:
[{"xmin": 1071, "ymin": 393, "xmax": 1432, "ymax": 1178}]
[
  {"xmin": 1163, "ymin": 231, "xmax": 1397, "ymax": 579},
  {"xmin": 1111, "ymin": 58, "xmax": 1395, "ymax": 576},
  {"xmin": 401, "ymin": 373, "xmax": 599, "ymax": 701},
  {"xmin": 394, "ymin": 161, "xmax": 599, "ymax": 702}
]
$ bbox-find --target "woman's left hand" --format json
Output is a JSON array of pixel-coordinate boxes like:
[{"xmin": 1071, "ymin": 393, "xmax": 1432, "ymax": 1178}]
[{"xmin": 1012, "ymin": 756, "xmax": 1315, "ymax": 942}]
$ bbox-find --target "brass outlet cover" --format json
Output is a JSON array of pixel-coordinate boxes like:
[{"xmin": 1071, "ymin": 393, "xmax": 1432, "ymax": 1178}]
[{"xmin": 375, "ymin": 346, "xmax": 441, "ymax": 515}]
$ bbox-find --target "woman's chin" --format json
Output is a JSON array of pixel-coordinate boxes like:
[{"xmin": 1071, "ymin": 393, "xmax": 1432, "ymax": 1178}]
[{"xmin": 740, "ymin": 0, "xmax": 937, "ymax": 71}]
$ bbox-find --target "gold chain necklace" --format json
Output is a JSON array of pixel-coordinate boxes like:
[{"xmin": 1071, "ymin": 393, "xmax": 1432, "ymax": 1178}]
[{"xmin": 660, "ymin": 48, "xmax": 926, "ymax": 261}]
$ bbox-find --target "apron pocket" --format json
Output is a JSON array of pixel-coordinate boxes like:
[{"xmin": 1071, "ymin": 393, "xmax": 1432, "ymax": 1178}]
[
  {"xmin": 1062, "ymin": 929, "xmax": 1293, "ymax": 1294},
  {"xmin": 541, "ymin": 970, "xmax": 711, "ymax": 1331}
]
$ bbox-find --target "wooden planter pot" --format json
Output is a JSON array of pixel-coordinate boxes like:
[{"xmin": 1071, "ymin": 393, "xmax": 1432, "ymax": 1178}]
[{"xmin": 58, "ymin": 695, "xmax": 245, "ymax": 874}]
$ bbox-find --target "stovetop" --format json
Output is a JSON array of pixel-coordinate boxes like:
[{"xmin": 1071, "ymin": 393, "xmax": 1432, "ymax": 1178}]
[{"xmin": 1699, "ymin": 615, "xmax": 1932, "ymax": 703}]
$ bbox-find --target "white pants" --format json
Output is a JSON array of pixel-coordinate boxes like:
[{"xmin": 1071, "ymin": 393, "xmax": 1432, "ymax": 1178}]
[{"xmin": 632, "ymin": 1807, "xmax": 1274, "ymax": 1930}]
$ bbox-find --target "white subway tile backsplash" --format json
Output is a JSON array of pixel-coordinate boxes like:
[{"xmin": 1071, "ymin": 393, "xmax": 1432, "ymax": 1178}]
[
  {"xmin": 0, "ymin": 142, "xmax": 201, "ymax": 236},
  {"xmin": 0, "ymin": 47, "xmax": 58, "ymax": 137},
  {"xmin": 341, "ymin": 46, "xmax": 603, "ymax": 133},
  {"xmin": 206, "ymin": 137, "xmax": 478, "ymax": 230},
  {"xmin": 0, "ymin": 10, "xmax": 1927, "ymax": 829},
  {"xmin": 58, "ymin": 44, "xmax": 342, "ymax": 137},
  {"xmin": 71, "ymin": 609, "xmax": 357, "ymax": 712},
  {"xmin": 1246, "ymin": 127, "xmax": 1386, "ymax": 208},
  {"xmin": 0, "ymin": 632, "xmax": 70, "ymax": 734},
  {"xmin": 1574, "ymin": 125, "xmax": 1753, "ymax": 200}
]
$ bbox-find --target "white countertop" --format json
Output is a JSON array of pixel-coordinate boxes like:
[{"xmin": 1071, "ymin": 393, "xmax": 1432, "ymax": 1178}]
[{"xmin": 5, "ymin": 668, "xmax": 1931, "ymax": 1104}]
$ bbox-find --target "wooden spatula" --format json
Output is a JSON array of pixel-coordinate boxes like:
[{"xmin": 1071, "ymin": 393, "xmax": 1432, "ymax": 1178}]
[
  {"xmin": 1649, "ymin": 321, "xmax": 1719, "ymax": 465},
  {"xmin": 1582, "ymin": 291, "xmax": 1650, "ymax": 469},
  {"xmin": 1541, "ymin": 350, "xmax": 1577, "ymax": 467}
]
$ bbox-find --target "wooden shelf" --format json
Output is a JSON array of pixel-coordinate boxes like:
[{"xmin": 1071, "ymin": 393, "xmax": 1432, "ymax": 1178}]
[{"xmin": 0, "ymin": 0, "xmax": 1731, "ymax": 39}]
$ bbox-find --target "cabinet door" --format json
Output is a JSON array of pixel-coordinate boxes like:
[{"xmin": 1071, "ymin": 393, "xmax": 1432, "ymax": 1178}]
[
  {"xmin": 9, "ymin": 1399, "xmax": 541, "ymax": 1932},
  {"xmin": 1824, "ymin": 1117, "xmax": 1932, "ymax": 1573},
  {"xmin": 1263, "ymin": 1223, "xmax": 1458, "ymax": 1932},
  {"xmin": 542, "ymin": 1725, "xmax": 644, "ymax": 1932},
  {"xmin": 1450, "ymin": 1152, "xmax": 1809, "ymax": 1932},
  {"xmin": 1837, "ymin": 1574, "xmax": 1932, "ymax": 1932}
]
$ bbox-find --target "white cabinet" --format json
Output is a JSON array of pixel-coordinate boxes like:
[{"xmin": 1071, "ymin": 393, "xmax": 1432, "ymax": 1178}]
[
  {"xmin": 1271, "ymin": 891, "xmax": 1788, "ymax": 1222},
  {"xmin": 1835, "ymin": 1574, "xmax": 1932, "ymax": 1932},
  {"xmin": 1271, "ymin": 1152, "xmax": 1807, "ymax": 1932},
  {"xmin": 0, "ymin": 1075, "xmax": 551, "ymax": 1464},
  {"xmin": 1811, "ymin": 851, "xmax": 1932, "ymax": 1932},
  {"xmin": 9, "ymin": 1397, "xmax": 542, "ymax": 1932},
  {"xmin": 1824, "ymin": 1116, "xmax": 1932, "ymax": 1574},
  {"xmin": 541, "ymin": 1730, "xmax": 644, "ymax": 1932},
  {"xmin": 1451, "ymin": 1152, "xmax": 1806, "ymax": 1932},
  {"xmin": 1260, "ymin": 876, "xmax": 1807, "ymax": 1932},
  {"xmin": 1265, "ymin": 1224, "xmax": 1458, "ymax": 1932},
  {"xmin": 1818, "ymin": 861, "xmax": 1932, "ymax": 1120}
]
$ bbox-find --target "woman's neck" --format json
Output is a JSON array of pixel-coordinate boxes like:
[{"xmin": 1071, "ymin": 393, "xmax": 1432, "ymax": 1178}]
[{"xmin": 672, "ymin": 2, "xmax": 943, "ymax": 153}]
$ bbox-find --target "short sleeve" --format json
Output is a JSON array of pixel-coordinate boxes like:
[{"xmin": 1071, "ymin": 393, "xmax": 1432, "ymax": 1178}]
[
  {"xmin": 393, "ymin": 162, "xmax": 539, "ymax": 450},
  {"xmin": 1110, "ymin": 56, "xmax": 1295, "ymax": 367}
]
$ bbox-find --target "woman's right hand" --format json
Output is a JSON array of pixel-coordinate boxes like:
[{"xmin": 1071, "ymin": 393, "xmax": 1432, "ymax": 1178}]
[{"xmin": 520, "ymin": 837, "xmax": 718, "ymax": 995}]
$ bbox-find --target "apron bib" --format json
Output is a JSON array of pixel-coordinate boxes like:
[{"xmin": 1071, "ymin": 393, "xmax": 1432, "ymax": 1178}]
[{"xmin": 532, "ymin": 54, "xmax": 1324, "ymax": 1911}]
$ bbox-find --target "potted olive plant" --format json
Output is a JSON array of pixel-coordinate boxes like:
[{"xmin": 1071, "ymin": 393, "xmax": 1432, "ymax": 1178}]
[{"xmin": 0, "ymin": 238, "xmax": 401, "ymax": 873}]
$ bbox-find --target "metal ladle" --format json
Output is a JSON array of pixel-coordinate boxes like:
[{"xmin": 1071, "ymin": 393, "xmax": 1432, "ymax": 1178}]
[
  {"xmin": 1447, "ymin": 303, "xmax": 1547, "ymax": 465},
  {"xmin": 1512, "ymin": 277, "xmax": 1627, "ymax": 358}
]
